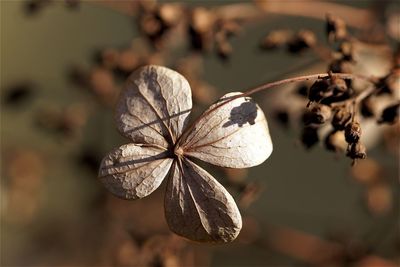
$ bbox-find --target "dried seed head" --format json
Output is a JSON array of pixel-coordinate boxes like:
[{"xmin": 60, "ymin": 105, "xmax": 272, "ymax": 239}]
[
  {"xmin": 301, "ymin": 126, "xmax": 319, "ymax": 149},
  {"xmin": 308, "ymin": 104, "xmax": 332, "ymax": 124},
  {"xmin": 378, "ymin": 103, "xmax": 400, "ymax": 124},
  {"xmin": 308, "ymin": 79, "xmax": 331, "ymax": 104},
  {"xmin": 346, "ymin": 142, "xmax": 367, "ymax": 161},
  {"xmin": 287, "ymin": 30, "xmax": 316, "ymax": 53},
  {"xmin": 332, "ymin": 107, "xmax": 352, "ymax": 130},
  {"xmin": 260, "ymin": 30, "xmax": 293, "ymax": 50},
  {"xmin": 328, "ymin": 77, "xmax": 348, "ymax": 96},
  {"xmin": 326, "ymin": 14, "xmax": 347, "ymax": 42},
  {"xmin": 345, "ymin": 121, "xmax": 362, "ymax": 144}
]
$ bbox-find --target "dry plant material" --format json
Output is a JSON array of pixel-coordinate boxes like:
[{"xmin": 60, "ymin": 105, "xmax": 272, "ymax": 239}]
[{"xmin": 98, "ymin": 65, "xmax": 273, "ymax": 243}]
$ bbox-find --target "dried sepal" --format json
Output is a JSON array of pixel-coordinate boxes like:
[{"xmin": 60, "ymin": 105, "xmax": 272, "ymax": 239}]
[
  {"xmin": 115, "ymin": 65, "xmax": 192, "ymax": 147},
  {"xmin": 98, "ymin": 144, "xmax": 173, "ymax": 200},
  {"xmin": 346, "ymin": 142, "xmax": 367, "ymax": 163},
  {"xmin": 165, "ymin": 159, "xmax": 242, "ymax": 243},
  {"xmin": 345, "ymin": 121, "xmax": 362, "ymax": 144},
  {"xmin": 332, "ymin": 107, "xmax": 352, "ymax": 130},
  {"xmin": 182, "ymin": 93, "xmax": 273, "ymax": 168},
  {"xmin": 308, "ymin": 79, "xmax": 330, "ymax": 105}
]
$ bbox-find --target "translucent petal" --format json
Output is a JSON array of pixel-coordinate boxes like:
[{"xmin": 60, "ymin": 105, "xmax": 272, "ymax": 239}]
[
  {"xmin": 99, "ymin": 143, "xmax": 173, "ymax": 199},
  {"xmin": 115, "ymin": 65, "xmax": 192, "ymax": 148},
  {"xmin": 182, "ymin": 93, "xmax": 273, "ymax": 168},
  {"xmin": 165, "ymin": 158, "xmax": 242, "ymax": 243}
]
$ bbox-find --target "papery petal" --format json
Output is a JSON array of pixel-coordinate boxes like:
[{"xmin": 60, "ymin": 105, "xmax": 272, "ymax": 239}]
[
  {"xmin": 164, "ymin": 158, "xmax": 242, "ymax": 243},
  {"xmin": 182, "ymin": 92, "xmax": 273, "ymax": 168},
  {"xmin": 99, "ymin": 143, "xmax": 173, "ymax": 199},
  {"xmin": 115, "ymin": 65, "xmax": 192, "ymax": 147}
]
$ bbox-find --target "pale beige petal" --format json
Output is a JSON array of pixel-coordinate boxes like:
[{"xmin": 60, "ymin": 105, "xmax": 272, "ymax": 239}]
[
  {"xmin": 115, "ymin": 65, "xmax": 192, "ymax": 148},
  {"xmin": 182, "ymin": 92, "xmax": 273, "ymax": 168},
  {"xmin": 164, "ymin": 158, "xmax": 242, "ymax": 243},
  {"xmin": 99, "ymin": 143, "xmax": 173, "ymax": 200}
]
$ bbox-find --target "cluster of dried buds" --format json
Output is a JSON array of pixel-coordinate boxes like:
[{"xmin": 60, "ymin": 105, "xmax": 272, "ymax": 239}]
[
  {"xmin": 299, "ymin": 73, "xmax": 368, "ymax": 164},
  {"xmin": 136, "ymin": 1, "xmax": 242, "ymax": 59},
  {"xmin": 267, "ymin": 15, "xmax": 399, "ymax": 164}
]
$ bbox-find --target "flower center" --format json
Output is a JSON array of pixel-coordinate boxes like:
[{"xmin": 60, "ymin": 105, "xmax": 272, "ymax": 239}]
[{"xmin": 174, "ymin": 146, "xmax": 184, "ymax": 158}]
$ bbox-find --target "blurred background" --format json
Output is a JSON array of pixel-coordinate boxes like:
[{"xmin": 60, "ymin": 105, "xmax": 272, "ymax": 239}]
[{"xmin": 1, "ymin": 1, "xmax": 399, "ymax": 266}]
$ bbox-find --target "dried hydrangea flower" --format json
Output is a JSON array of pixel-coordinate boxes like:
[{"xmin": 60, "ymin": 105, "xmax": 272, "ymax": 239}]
[{"xmin": 98, "ymin": 65, "xmax": 273, "ymax": 243}]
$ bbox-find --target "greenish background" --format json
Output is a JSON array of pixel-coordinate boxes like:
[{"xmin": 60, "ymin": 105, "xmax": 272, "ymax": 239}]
[{"xmin": 1, "ymin": 1, "xmax": 398, "ymax": 266}]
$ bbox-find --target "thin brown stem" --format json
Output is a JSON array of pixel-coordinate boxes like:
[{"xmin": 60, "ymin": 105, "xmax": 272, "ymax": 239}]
[{"xmin": 177, "ymin": 73, "xmax": 376, "ymax": 146}]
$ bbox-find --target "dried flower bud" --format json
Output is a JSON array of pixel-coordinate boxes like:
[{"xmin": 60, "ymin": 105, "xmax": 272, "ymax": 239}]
[
  {"xmin": 324, "ymin": 130, "xmax": 346, "ymax": 152},
  {"xmin": 260, "ymin": 30, "xmax": 292, "ymax": 50},
  {"xmin": 287, "ymin": 30, "xmax": 316, "ymax": 53},
  {"xmin": 345, "ymin": 121, "xmax": 362, "ymax": 144},
  {"xmin": 328, "ymin": 77, "xmax": 348, "ymax": 96},
  {"xmin": 346, "ymin": 142, "xmax": 367, "ymax": 161},
  {"xmin": 307, "ymin": 104, "xmax": 332, "ymax": 125},
  {"xmin": 326, "ymin": 14, "xmax": 347, "ymax": 42},
  {"xmin": 301, "ymin": 126, "xmax": 319, "ymax": 149},
  {"xmin": 378, "ymin": 103, "xmax": 400, "ymax": 124},
  {"xmin": 332, "ymin": 107, "xmax": 352, "ymax": 130},
  {"xmin": 308, "ymin": 79, "xmax": 331, "ymax": 104}
]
